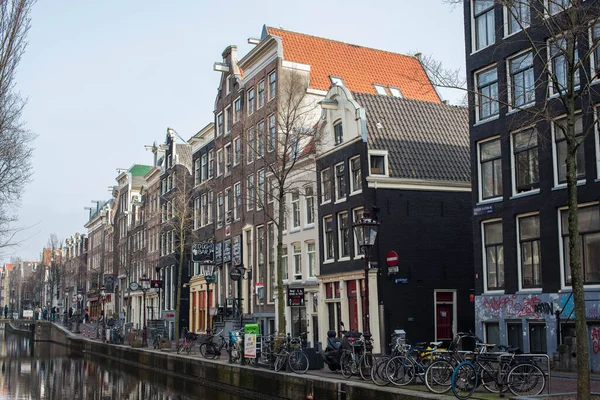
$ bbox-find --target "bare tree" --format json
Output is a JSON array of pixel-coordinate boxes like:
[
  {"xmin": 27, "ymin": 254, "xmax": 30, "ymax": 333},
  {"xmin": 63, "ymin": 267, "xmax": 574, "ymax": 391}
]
[
  {"xmin": 431, "ymin": 1, "xmax": 599, "ymax": 397},
  {"xmin": 0, "ymin": 0, "xmax": 36, "ymax": 254},
  {"xmin": 45, "ymin": 233, "xmax": 62, "ymax": 308}
]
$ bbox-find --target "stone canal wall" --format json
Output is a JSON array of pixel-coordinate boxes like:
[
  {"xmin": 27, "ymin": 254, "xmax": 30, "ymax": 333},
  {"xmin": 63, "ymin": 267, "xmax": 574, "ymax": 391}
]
[{"xmin": 37, "ymin": 324, "xmax": 436, "ymax": 400}]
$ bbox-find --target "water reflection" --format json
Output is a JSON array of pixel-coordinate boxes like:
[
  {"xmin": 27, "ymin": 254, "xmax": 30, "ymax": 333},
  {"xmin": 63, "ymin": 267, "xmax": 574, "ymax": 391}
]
[{"xmin": 0, "ymin": 326, "xmax": 241, "ymax": 400}]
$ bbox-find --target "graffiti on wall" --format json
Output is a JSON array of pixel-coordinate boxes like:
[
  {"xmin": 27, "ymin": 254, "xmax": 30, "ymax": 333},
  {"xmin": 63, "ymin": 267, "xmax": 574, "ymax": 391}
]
[
  {"xmin": 591, "ymin": 327, "xmax": 600, "ymax": 355},
  {"xmin": 481, "ymin": 294, "xmax": 554, "ymax": 319}
]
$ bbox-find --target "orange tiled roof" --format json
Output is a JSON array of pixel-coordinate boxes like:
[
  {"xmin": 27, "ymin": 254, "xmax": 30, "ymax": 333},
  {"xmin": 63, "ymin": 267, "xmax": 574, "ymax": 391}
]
[
  {"xmin": 5, "ymin": 264, "xmax": 13, "ymax": 272},
  {"xmin": 266, "ymin": 27, "xmax": 440, "ymax": 103}
]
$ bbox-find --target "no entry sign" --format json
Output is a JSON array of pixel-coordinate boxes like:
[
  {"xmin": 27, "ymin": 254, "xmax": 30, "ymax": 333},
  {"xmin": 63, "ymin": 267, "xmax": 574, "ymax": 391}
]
[{"xmin": 386, "ymin": 251, "xmax": 399, "ymax": 267}]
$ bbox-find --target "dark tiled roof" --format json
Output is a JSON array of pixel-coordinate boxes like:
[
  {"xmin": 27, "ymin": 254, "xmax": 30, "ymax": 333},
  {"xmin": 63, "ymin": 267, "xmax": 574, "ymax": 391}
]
[{"xmin": 353, "ymin": 93, "xmax": 469, "ymax": 183}]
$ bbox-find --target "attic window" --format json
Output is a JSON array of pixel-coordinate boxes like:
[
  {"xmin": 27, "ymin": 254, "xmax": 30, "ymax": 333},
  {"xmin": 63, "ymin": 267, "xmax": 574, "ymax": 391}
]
[
  {"xmin": 374, "ymin": 84, "xmax": 388, "ymax": 95},
  {"xmin": 389, "ymin": 87, "xmax": 403, "ymax": 98},
  {"xmin": 330, "ymin": 76, "xmax": 344, "ymax": 86}
]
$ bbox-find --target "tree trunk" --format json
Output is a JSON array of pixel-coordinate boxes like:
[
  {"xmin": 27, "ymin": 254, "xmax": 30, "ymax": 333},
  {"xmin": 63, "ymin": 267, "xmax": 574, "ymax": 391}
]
[
  {"xmin": 276, "ymin": 189, "xmax": 286, "ymax": 335},
  {"xmin": 566, "ymin": 134, "xmax": 590, "ymax": 400},
  {"xmin": 175, "ymin": 232, "xmax": 184, "ymax": 347}
]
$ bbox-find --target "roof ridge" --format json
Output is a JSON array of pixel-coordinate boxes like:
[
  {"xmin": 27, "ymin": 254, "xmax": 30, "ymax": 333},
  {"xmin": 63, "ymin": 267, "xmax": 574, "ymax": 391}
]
[
  {"xmin": 353, "ymin": 92, "xmax": 467, "ymax": 110},
  {"xmin": 266, "ymin": 26, "xmax": 416, "ymax": 60}
]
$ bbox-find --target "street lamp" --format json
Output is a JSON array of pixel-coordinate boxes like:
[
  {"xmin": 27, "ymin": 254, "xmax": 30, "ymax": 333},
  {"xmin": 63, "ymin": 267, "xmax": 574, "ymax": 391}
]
[
  {"xmin": 203, "ymin": 263, "xmax": 216, "ymax": 334},
  {"xmin": 100, "ymin": 285, "xmax": 106, "ymax": 341},
  {"xmin": 76, "ymin": 293, "xmax": 83, "ymax": 333},
  {"xmin": 140, "ymin": 274, "xmax": 151, "ymax": 347},
  {"xmin": 352, "ymin": 209, "xmax": 380, "ymax": 352}
]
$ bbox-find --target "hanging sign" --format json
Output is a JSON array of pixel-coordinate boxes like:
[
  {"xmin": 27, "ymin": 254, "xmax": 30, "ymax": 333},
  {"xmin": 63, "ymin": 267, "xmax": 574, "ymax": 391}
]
[{"xmin": 192, "ymin": 242, "xmax": 215, "ymax": 263}]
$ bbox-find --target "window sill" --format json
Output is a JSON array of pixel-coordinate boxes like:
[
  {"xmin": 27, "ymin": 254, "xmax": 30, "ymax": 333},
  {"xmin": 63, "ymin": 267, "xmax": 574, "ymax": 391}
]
[
  {"xmin": 338, "ymin": 257, "xmax": 351, "ymax": 262},
  {"xmin": 290, "ymin": 227, "xmax": 301, "ymax": 233},
  {"xmin": 470, "ymin": 43, "xmax": 495, "ymax": 56},
  {"xmin": 350, "ymin": 190, "xmax": 362, "ymax": 197},
  {"xmin": 510, "ymin": 189, "xmax": 540, "ymax": 200},
  {"xmin": 473, "ymin": 115, "xmax": 499, "ymax": 127},
  {"xmin": 548, "ymin": 86, "xmax": 580, "ymax": 100},
  {"xmin": 552, "ymin": 180, "xmax": 585, "ymax": 191},
  {"xmin": 483, "ymin": 289, "xmax": 505, "ymax": 295},
  {"xmin": 503, "ymin": 28, "xmax": 528, "ymax": 40},
  {"xmin": 476, "ymin": 197, "xmax": 503, "ymax": 206},
  {"xmin": 303, "ymin": 224, "xmax": 315, "ymax": 230},
  {"xmin": 320, "ymin": 200, "xmax": 332, "ymax": 206},
  {"xmin": 334, "ymin": 198, "xmax": 347, "ymax": 204},
  {"xmin": 506, "ymin": 102, "xmax": 535, "ymax": 115},
  {"xmin": 323, "ymin": 259, "xmax": 334, "ymax": 264},
  {"xmin": 516, "ymin": 288, "xmax": 543, "ymax": 294}
]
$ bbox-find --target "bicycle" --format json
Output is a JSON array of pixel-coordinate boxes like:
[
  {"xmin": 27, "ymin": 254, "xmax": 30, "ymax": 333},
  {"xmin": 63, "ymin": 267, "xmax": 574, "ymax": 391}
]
[
  {"xmin": 228, "ymin": 328, "xmax": 244, "ymax": 363},
  {"xmin": 385, "ymin": 340, "xmax": 443, "ymax": 386},
  {"xmin": 177, "ymin": 331, "xmax": 199, "ymax": 354},
  {"xmin": 273, "ymin": 333, "xmax": 309, "ymax": 374},
  {"xmin": 371, "ymin": 331, "xmax": 408, "ymax": 386},
  {"xmin": 199, "ymin": 329, "xmax": 228, "ymax": 359},
  {"xmin": 339, "ymin": 331, "xmax": 372, "ymax": 380},
  {"xmin": 451, "ymin": 351, "xmax": 546, "ymax": 399}
]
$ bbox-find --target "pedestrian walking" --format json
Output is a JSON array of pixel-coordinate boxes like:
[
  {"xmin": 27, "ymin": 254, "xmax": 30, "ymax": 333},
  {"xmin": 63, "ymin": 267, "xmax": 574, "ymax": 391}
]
[
  {"xmin": 3, "ymin": 305, "xmax": 7, "ymax": 319},
  {"xmin": 68, "ymin": 307, "xmax": 73, "ymax": 320}
]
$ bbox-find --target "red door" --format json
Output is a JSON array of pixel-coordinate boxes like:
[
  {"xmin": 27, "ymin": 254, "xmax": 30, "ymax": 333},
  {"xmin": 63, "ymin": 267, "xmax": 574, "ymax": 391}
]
[
  {"xmin": 436, "ymin": 304, "xmax": 453, "ymax": 340},
  {"xmin": 347, "ymin": 281, "xmax": 358, "ymax": 331}
]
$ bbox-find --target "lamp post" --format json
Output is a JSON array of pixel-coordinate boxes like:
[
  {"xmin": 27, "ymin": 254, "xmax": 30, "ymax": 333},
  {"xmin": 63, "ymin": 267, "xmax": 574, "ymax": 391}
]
[
  {"xmin": 352, "ymin": 209, "xmax": 380, "ymax": 352},
  {"xmin": 100, "ymin": 285, "xmax": 106, "ymax": 342},
  {"xmin": 203, "ymin": 263, "xmax": 216, "ymax": 334},
  {"xmin": 140, "ymin": 274, "xmax": 151, "ymax": 347},
  {"xmin": 76, "ymin": 293, "xmax": 83, "ymax": 333}
]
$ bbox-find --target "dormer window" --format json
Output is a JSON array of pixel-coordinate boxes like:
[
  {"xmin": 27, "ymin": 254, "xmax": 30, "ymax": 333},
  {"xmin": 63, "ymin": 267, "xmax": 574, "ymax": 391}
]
[
  {"xmin": 334, "ymin": 121, "xmax": 343, "ymax": 145},
  {"xmin": 389, "ymin": 87, "xmax": 403, "ymax": 98},
  {"xmin": 374, "ymin": 84, "xmax": 388, "ymax": 95},
  {"xmin": 370, "ymin": 152, "xmax": 387, "ymax": 175},
  {"xmin": 330, "ymin": 76, "xmax": 344, "ymax": 86}
]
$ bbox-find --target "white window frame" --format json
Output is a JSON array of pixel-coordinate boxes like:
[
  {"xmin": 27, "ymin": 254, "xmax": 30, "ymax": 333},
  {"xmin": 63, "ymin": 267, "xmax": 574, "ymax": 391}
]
[
  {"xmin": 349, "ymin": 155, "xmax": 362, "ymax": 195},
  {"xmin": 234, "ymin": 182, "xmax": 241, "ymax": 221},
  {"xmin": 320, "ymin": 168, "xmax": 332, "ymax": 204},
  {"xmin": 352, "ymin": 207, "xmax": 364, "ymax": 258},
  {"xmin": 233, "ymin": 97, "xmax": 241, "ymax": 124},
  {"xmin": 216, "ymin": 112, "xmax": 223, "ymax": 137},
  {"xmin": 338, "ymin": 211, "xmax": 350, "ymax": 260},
  {"xmin": 216, "ymin": 149, "xmax": 223, "ymax": 177},
  {"xmin": 293, "ymin": 242, "xmax": 302, "ymax": 279},
  {"xmin": 234, "ymin": 137, "xmax": 241, "ymax": 166},
  {"xmin": 368, "ymin": 150, "xmax": 389, "ymax": 177},
  {"xmin": 247, "ymin": 128, "xmax": 255, "ymax": 164},
  {"xmin": 551, "ymin": 113, "xmax": 585, "ymax": 188},
  {"xmin": 589, "ymin": 22, "xmax": 600, "ymax": 84},
  {"xmin": 307, "ymin": 241, "xmax": 316, "ymax": 278},
  {"xmin": 268, "ymin": 114, "xmax": 276, "ymax": 152},
  {"xmin": 503, "ymin": 1, "xmax": 530, "ymax": 38},
  {"xmin": 510, "ymin": 126, "xmax": 540, "ymax": 197},
  {"xmin": 481, "ymin": 218, "xmax": 504, "ymax": 294},
  {"xmin": 471, "ymin": 0, "xmax": 495, "ymax": 52},
  {"xmin": 547, "ymin": 34, "xmax": 580, "ymax": 97},
  {"xmin": 225, "ymin": 105, "xmax": 232, "ymax": 135},
  {"xmin": 323, "ymin": 215, "xmax": 334, "ymax": 262},
  {"xmin": 474, "ymin": 64, "xmax": 499, "ymax": 123},
  {"xmin": 268, "ymin": 70, "xmax": 277, "ymax": 101},
  {"xmin": 247, "ymin": 175, "xmax": 254, "ymax": 211},
  {"xmin": 257, "ymin": 169, "xmax": 265, "ymax": 211},
  {"xmin": 374, "ymin": 84, "xmax": 388, "ymax": 95},
  {"xmin": 208, "ymin": 150, "xmax": 214, "ymax": 179},
  {"xmin": 257, "ymin": 120, "xmax": 265, "ymax": 157},
  {"xmin": 507, "ymin": 49, "xmax": 535, "ymax": 110},
  {"xmin": 257, "ymin": 79, "xmax": 265, "ymax": 109},
  {"xmin": 546, "ymin": 0, "xmax": 571, "ymax": 16},
  {"xmin": 334, "ymin": 162, "xmax": 346, "ymax": 203},
  {"xmin": 389, "ymin": 86, "xmax": 403, "ymax": 98},
  {"xmin": 247, "ymin": 87, "xmax": 255, "ymax": 115},
  {"xmin": 304, "ymin": 185, "xmax": 315, "ymax": 227},
  {"xmin": 477, "ymin": 135, "xmax": 503, "ymax": 203},
  {"xmin": 291, "ymin": 190, "xmax": 301, "ymax": 230},
  {"xmin": 201, "ymin": 153, "xmax": 208, "ymax": 182},
  {"xmin": 516, "ymin": 212, "xmax": 542, "ymax": 292}
]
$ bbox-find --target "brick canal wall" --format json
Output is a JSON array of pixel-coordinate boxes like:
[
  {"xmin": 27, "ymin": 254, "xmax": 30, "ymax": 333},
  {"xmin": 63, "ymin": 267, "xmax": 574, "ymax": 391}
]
[{"xmin": 37, "ymin": 324, "xmax": 437, "ymax": 400}]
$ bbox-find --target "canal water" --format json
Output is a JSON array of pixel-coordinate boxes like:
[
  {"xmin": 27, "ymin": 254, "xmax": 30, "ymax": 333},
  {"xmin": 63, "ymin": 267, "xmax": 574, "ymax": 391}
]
[{"xmin": 0, "ymin": 326, "xmax": 243, "ymax": 399}]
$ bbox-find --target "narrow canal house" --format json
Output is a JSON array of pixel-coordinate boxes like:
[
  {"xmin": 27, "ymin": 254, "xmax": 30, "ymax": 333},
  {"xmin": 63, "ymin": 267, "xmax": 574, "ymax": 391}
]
[
  {"xmin": 463, "ymin": 0, "xmax": 600, "ymax": 365},
  {"xmin": 316, "ymin": 84, "xmax": 474, "ymax": 351}
]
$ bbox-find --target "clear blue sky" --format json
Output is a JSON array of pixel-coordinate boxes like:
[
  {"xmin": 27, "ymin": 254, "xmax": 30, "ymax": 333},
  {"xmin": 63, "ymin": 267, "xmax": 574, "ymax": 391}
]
[{"xmin": 5, "ymin": 0, "xmax": 465, "ymax": 262}]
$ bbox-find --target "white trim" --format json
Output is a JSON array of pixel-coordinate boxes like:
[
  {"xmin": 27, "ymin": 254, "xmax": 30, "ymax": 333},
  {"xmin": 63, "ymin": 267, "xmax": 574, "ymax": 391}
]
[
  {"xmin": 337, "ymin": 211, "xmax": 350, "ymax": 260},
  {"xmin": 509, "ymin": 125, "xmax": 539, "ymax": 196},
  {"xmin": 368, "ymin": 149, "xmax": 390, "ymax": 178},
  {"xmin": 470, "ymin": 0, "xmax": 496, "ymax": 54},
  {"xmin": 481, "ymin": 218, "xmax": 504, "ymax": 294},
  {"xmin": 366, "ymin": 176, "xmax": 471, "ymax": 192},
  {"xmin": 502, "ymin": 2, "xmax": 531, "ymax": 39},
  {"xmin": 477, "ymin": 135, "xmax": 502, "ymax": 202},
  {"xmin": 281, "ymin": 60, "xmax": 311, "ymax": 72},
  {"xmin": 506, "ymin": 49, "xmax": 535, "ymax": 112},
  {"xmin": 473, "ymin": 63, "xmax": 499, "ymax": 124},
  {"xmin": 551, "ymin": 112, "xmax": 584, "ymax": 188},
  {"xmin": 515, "ymin": 212, "xmax": 541, "ymax": 292}
]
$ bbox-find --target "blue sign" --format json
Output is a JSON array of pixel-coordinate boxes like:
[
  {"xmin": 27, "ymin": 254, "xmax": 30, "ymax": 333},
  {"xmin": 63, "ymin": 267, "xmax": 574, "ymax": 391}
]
[
  {"xmin": 395, "ymin": 278, "xmax": 408, "ymax": 284},
  {"xmin": 473, "ymin": 204, "xmax": 494, "ymax": 216}
]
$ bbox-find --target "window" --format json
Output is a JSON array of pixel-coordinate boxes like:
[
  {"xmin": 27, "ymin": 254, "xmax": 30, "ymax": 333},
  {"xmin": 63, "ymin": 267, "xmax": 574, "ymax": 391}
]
[
  {"xmin": 389, "ymin": 87, "xmax": 403, "ymax": 98},
  {"xmin": 234, "ymin": 137, "xmax": 241, "ymax": 166},
  {"xmin": 257, "ymin": 169, "xmax": 265, "ymax": 210},
  {"xmin": 208, "ymin": 150, "xmax": 214, "ymax": 178},
  {"xmin": 549, "ymin": 0, "xmax": 570, "ymax": 15},
  {"xmin": 509, "ymin": 51, "xmax": 534, "ymax": 107},
  {"xmin": 225, "ymin": 106, "xmax": 232, "ymax": 135},
  {"xmin": 292, "ymin": 190, "xmax": 300, "ymax": 228},
  {"xmin": 592, "ymin": 23, "xmax": 600, "ymax": 78},
  {"xmin": 307, "ymin": 242, "xmax": 316, "ymax": 277},
  {"xmin": 554, "ymin": 115, "xmax": 584, "ymax": 184},
  {"xmin": 224, "ymin": 187, "xmax": 232, "ymax": 224},
  {"xmin": 224, "ymin": 143, "xmax": 232, "ymax": 175},
  {"xmin": 217, "ymin": 192, "xmax": 223, "ymax": 228},
  {"xmin": 370, "ymin": 155, "xmax": 386, "ymax": 175},
  {"xmin": 338, "ymin": 212, "xmax": 350, "ymax": 258},
  {"xmin": 374, "ymin": 84, "xmax": 387, "ymax": 95},
  {"xmin": 350, "ymin": 156, "xmax": 362, "ymax": 193},
  {"xmin": 485, "ymin": 322, "xmax": 500, "ymax": 346},
  {"xmin": 561, "ymin": 204, "xmax": 600, "ymax": 285},
  {"xmin": 506, "ymin": 0, "xmax": 530, "ymax": 35},
  {"xmin": 479, "ymin": 138, "xmax": 503, "ymax": 200},
  {"xmin": 194, "ymin": 159, "xmax": 201, "ymax": 185},
  {"xmin": 305, "ymin": 186, "xmax": 315, "ymax": 225},
  {"xmin": 473, "ymin": 0, "xmax": 495, "ymax": 50},
  {"xmin": 201, "ymin": 193, "xmax": 208, "ymax": 226},
  {"xmin": 483, "ymin": 220, "xmax": 504, "ymax": 291},
  {"xmin": 247, "ymin": 175, "xmax": 254, "ymax": 211},
  {"xmin": 268, "ymin": 114, "xmax": 276, "ymax": 152},
  {"xmin": 549, "ymin": 36, "xmax": 580, "ymax": 94},
  {"xmin": 208, "ymin": 191, "xmax": 214, "ymax": 223},
  {"xmin": 234, "ymin": 182, "xmax": 241, "ymax": 220},
  {"xmin": 247, "ymin": 87, "xmax": 255, "ymax": 115},
  {"xmin": 507, "ymin": 322, "xmax": 524, "ymax": 352},
  {"xmin": 476, "ymin": 66, "xmax": 499, "ymax": 120},
  {"xmin": 234, "ymin": 97, "xmax": 241, "ymax": 123},
  {"xmin": 216, "ymin": 149, "xmax": 223, "ymax": 177},
  {"xmin": 321, "ymin": 168, "xmax": 332, "ymax": 203},
  {"xmin": 281, "ymin": 245, "xmax": 288, "ymax": 280},
  {"xmin": 194, "ymin": 197, "xmax": 200, "ymax": 229},
  {"xmin": 518, "ymin": 214, "xmax": 542, "ymax": 289},
  {"xmin": 202, "ymin": 153, "xmax": 208, "ymax": 181},
  {"xmin": 293, "ymin": 243, "xmax": 302, "ymax": 277},
  {"xmin": 353, "ymin": 208, "xmax": 364, "ymax": 257},
  {"xmin": 513, "ymin": 129, "xmax": 539, "ymax": 193},
  {"xmin": 217, "ymin": 113, "xmax": 223, "ymax": 137},
  {"xmin": 247, "ymin": 129, "xmax": 255, "ymax": 163},
  {"xmin": 334, "ymin": 121, "xmax": 343, "ymax": 145},
  {"xmin": 257, "ymin": 80, "xmax": 265, "ymax": 109},
  {"xmin": 257, "ymin": 121, "xmax": 265, "ymax": 157},
  {"xmin": 335, "ymin": 162, "xmax": 346, "ymax": 201},
  {"xmin": 268, "ymin": 70, "xmax": 277, "ymax": 100},
  {"xmin": 324, "ymin": 216, "xmax": 335, "ymax": 261},
  {"xmin": 225, "ymin": 75, "xmax": 231, "ymax": 94},
  {"xmin": 529, "ymin": 323, "xmax": 547, "ymax": 354}
]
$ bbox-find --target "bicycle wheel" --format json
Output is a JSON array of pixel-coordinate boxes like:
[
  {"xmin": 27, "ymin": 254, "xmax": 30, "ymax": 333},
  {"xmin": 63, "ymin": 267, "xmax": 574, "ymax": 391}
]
[
  {"xmin": 370, "ymin": 356, "xmax": 390, "ymax": 387},
  {"xmin": 274, "ymin": 351, "xmax": 287, "ymax": 372},
  {"xmin": 425, "ymin": 359, "xmax": 454, "ymax": 394},
  {"xmin": 340, "ymin": 352, "xmax": 354, "ymax": 379},
  {"xmin": 479, "ymin": 361, "xmax": 506, "ymax": 393},
  {"xmin": 386, "ymin": 355, "xmax": 415, "ymax": 386},
  {"xmin": 200, "ymin": 343, "xmax": 217, "ymax": 359},
  {"xmin": 246, "ymin": 357, "xmax": 258, "ymax": 367},
  {"xmin": 451, "ymin": 362, "xmax": 477, "ymax": 400},
  {"xmin": 289, "ymin": 350, "xmax": 309, "ymax": 374},
  {"xmin": 359, "ymin": 353, "xmax": 374, "ymax": 381},
  {"xmin": 185, "ymin": 343, "xmax": 193, "ymax": 354},
  {"xmin": 507, "ymin": 363, "xmax": 545, "ymax": 397},
  {"xmin": 177, "ymin": 343, "xmax": 184, "ymax": 354}
]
